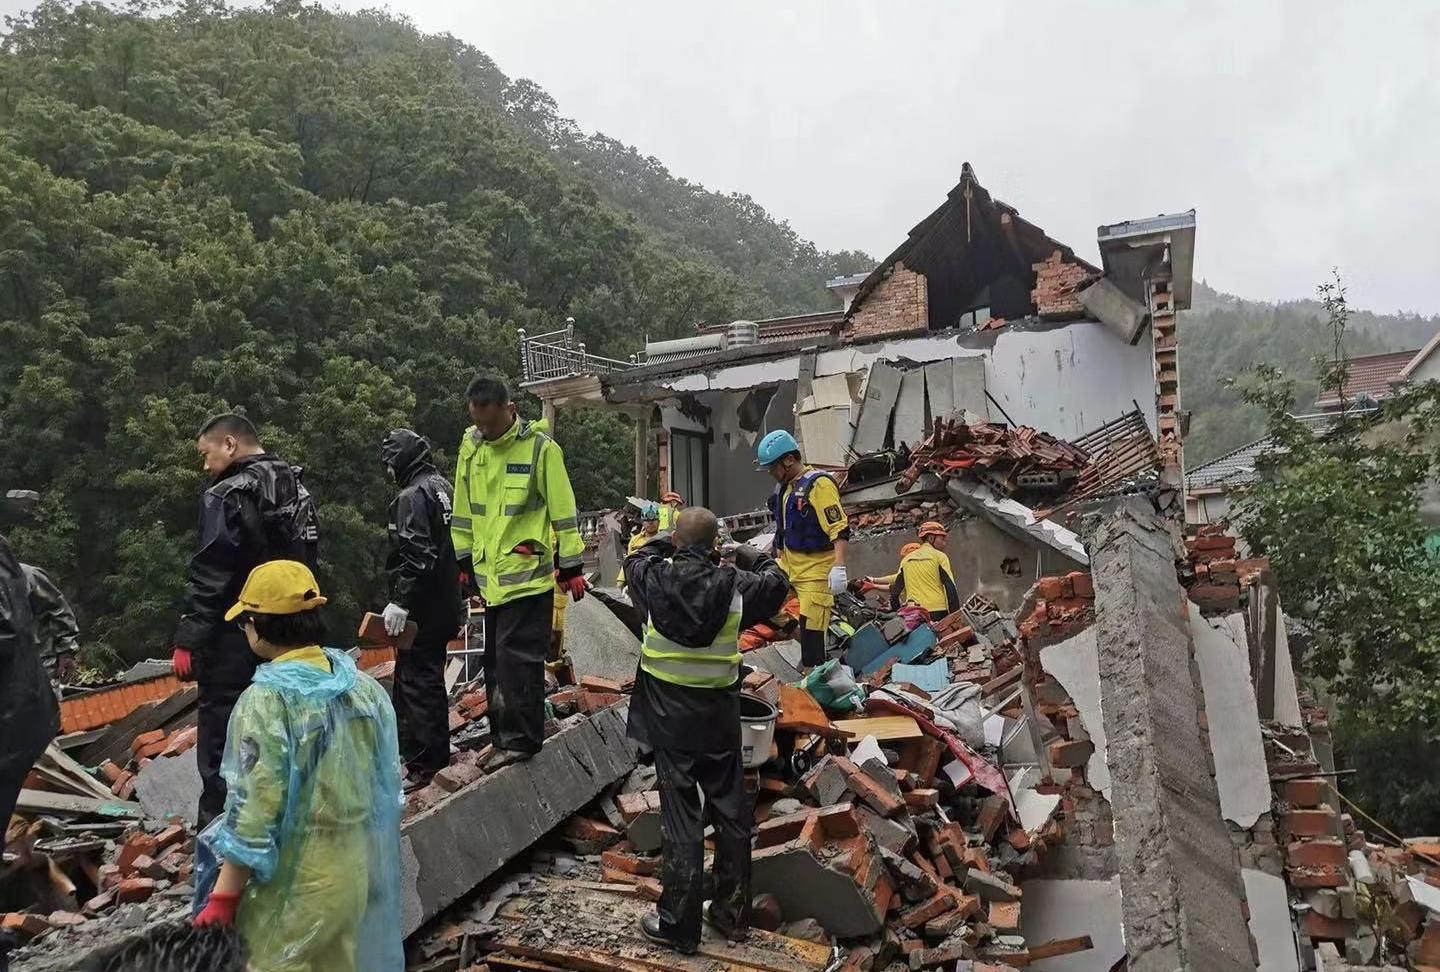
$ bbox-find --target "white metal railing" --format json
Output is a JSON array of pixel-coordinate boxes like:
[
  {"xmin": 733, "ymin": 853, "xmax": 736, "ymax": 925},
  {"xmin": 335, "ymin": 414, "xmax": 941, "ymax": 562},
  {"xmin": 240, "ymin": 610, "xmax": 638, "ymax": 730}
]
[{"xmin": 518, "ymin": 321, "xmax": 638, "ymax": 383}]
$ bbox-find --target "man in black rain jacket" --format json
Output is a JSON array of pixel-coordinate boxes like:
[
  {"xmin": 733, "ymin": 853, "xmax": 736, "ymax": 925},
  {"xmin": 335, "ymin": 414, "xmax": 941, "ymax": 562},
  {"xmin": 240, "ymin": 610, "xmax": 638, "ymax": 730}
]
[
  {"xmin": 623, "ymin": 508, "xmax": 789, "ymax": 954},
  {"xmin": 0, "ymin": 531, "xmax": 59, "ymax": 828},
  {"xmin": 172, "ymin": 413, "xmax": 320, "ymax": 826},
  {"xmin": 381, "ymin": 428, "xmax": 463, "ymax": 787}
]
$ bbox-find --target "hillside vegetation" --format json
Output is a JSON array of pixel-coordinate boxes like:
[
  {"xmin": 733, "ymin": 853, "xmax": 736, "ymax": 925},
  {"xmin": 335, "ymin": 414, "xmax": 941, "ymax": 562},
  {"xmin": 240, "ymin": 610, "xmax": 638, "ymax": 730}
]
[
  {"xmin": 0, "ymin": 0, "xmax": 866, "ymax": 665},
  {"xmin": 1181, "ymin": 281, "xmax": 1440, "ymax": 463}
]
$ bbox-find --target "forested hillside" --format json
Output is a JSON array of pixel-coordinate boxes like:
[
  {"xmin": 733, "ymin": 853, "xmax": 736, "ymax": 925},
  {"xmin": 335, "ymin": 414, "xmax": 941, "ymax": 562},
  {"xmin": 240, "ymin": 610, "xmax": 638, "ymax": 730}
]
[
  {"xmin": 0, "ymin": 0, "xmax": 867, "ymax": 666},
  {"xmin": 1180, "ymin": 281, "xmax": 1440, "ymax": 462}
]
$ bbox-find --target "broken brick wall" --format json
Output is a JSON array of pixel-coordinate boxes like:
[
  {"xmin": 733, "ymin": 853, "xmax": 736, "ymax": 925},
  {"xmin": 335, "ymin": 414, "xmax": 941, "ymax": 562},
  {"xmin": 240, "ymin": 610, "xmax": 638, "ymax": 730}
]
[
  {"xmin": 847, "ymin": 262, "xmax": 929, "ymax": 342},
  {"xmin": 1031, "ymin": 251, "xmax": 1091, "ymax": 319}
]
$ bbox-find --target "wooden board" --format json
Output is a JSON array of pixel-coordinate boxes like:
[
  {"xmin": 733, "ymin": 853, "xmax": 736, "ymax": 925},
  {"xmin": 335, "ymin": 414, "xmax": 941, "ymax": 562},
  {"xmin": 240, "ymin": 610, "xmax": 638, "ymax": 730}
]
[
  {"xmin": 831, "ymin": 715, "xmax": 924, "ymax": 742},
  {"xmin": 16, "ymin": 789, "xmax": 142, "ymax": 818},
  {"xmin": 775, "ymin": 684, "xmax": 848, "ymax": 738},
  {"xmin": 42, "ymin": 744, "xmax": 117, "ymax": 801}
]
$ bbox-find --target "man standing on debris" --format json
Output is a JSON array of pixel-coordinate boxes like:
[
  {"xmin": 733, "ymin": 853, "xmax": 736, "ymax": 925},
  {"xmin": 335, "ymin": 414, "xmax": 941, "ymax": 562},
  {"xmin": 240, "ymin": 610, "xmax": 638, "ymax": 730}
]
[
  {"xmin": 192, "ymin": 560, "xmax": 402, "ymax": 972},
  {"xmin": 380, "ymin": 429, "xmax": 463, "ymax": 789},
  {"xmin": 624, "ymin": 507, "xmax": 789, "ymax": 954},
  {"xmin": 861, "ymin": 522, "xmax": 960, "ymax": 620},
  {"xmin": 452, "ymin": 377, "xmax": 587, "ymax": 771},
  {"xmin": 20, "ymin": 562, "xmax": 80, "ymax": 683},
  {"xmin": 173, "ymin": 413, "xmax": 320, "ymax": 827},
  {"xmin": 657, "ymin": 491, "xmax": 684, "ymax": 530},
  {"xmin": 0, "ymin": 532, "xmax": 58, "ymax": 829},
  {"xmin": 756, "ymin": 429, "xmax": 850, "ymax": 669}
]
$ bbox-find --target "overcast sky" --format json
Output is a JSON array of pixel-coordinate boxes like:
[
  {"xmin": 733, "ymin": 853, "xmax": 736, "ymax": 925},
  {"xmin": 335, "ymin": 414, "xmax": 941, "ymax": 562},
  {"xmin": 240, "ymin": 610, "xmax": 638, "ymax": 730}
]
[{"xmin": 8, "ymin": 0, "xmax": 1439, "ymax": 313}]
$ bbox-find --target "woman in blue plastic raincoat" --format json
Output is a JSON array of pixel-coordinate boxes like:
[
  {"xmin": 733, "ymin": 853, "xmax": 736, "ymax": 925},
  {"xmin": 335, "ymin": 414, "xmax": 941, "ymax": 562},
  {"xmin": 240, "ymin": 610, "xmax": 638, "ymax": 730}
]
[{"xmin": 192, "ymin": 560, "xmax": 404, "ymax": 972}]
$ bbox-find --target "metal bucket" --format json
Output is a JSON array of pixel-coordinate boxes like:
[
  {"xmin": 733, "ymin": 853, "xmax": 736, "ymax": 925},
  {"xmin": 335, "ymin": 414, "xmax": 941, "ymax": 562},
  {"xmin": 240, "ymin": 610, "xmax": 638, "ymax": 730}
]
[{"xmin": 739, "ymin": 692, "xmax": 779, "ymax": 769}]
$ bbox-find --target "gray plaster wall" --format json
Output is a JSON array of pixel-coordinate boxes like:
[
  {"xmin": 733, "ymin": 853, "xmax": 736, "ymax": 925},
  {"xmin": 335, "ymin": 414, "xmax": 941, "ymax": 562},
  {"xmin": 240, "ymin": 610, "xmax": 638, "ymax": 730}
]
[
  {"xmin": 1191, "ymin": 610, "xmax": 1273, "ymax": 828},
  {"xmin": 706, "ymin": 383, "xmax": 797, "ymax": 516},
  {"xmin": 847, "ymin": 513, "xmax": 1075, "ymax": 612},
  {"xmin": 1087, "ymin": 500, "xmax": 1258, "ymax": 972},
  {"xmin": 1020, "ymin": 878, "xmax": 1126, "ymax": 972}
]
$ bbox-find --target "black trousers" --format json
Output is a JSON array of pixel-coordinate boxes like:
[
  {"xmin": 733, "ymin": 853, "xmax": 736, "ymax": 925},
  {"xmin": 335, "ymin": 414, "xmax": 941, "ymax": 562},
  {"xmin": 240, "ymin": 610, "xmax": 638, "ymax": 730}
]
[
  {"xmin": 482, "ymin": 590, "xmax": 551, "ymax": 754},
  {"xmin": 654, "ymin": 746, "xmax": 752, "ymax": 947},
  {"xmin": 196, "ymin": 631, "xmax": 260, "ymax": 828},
  {"xmin": 395, "ymin": 616, "xmax": 454, "ymax": 777},
  {"xmin": 799, "ymin": 627, "xmax": 826, "ymax": 668}
]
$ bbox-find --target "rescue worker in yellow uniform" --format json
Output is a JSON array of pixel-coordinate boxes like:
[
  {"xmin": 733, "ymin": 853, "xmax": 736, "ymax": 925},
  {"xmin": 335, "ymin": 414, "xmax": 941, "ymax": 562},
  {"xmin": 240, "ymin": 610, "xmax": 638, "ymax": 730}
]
[
  {"xmin": 658, "ymin": 491, "xmax": 684, "ymax": 530},
  {"xmin": 617, "ymin": 504, "xmax": 661, "ymax": 586},
  {"xmin": 756, "ymin": 430, "xmax": 849, "ymax": 669},
  {"xmin": 452, "ymin": 376, "xmax": 587, "ymax": 771},
  {"xmin": 862, "ymin": 522, "xmax": 960, "ymax": 621}
]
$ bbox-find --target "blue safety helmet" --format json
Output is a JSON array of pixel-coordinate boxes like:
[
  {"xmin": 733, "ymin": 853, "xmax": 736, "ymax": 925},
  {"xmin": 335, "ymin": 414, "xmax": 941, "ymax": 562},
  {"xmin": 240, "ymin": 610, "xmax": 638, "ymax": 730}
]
[
  {"xmin": 756, "ymin": 429, "xmax": 800, "ymax": 467},
  {"xmin": 641, "ymin": 503, "xmax": 660, "ymax": 521}
]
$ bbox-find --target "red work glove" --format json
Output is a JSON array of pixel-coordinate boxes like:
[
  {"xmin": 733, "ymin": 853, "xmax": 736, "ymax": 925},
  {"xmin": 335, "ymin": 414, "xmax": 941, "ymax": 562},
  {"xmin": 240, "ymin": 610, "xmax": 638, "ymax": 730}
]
[
  {"xmin": 858, "ymin": 579, "xmax": 878, "ymax": 594},
  {"xmin": 556, "ymin": 565, "xmax": 587, "ymax": 602},
  {"xmin": 193, "ymin": 890, "xmax": 241, "ymax": 927},
  {"xmin": 171, "ymin": 646, "xmax": 194, "ymax": 682}
]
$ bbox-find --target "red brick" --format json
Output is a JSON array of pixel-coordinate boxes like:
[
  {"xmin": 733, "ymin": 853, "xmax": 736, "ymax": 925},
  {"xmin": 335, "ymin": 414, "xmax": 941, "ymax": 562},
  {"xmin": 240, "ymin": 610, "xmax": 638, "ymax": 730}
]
[
  {"xmin": 1418, "ymin": 923, "xmax": 1440, "ymax": 966},
  {"xmin": 1048, "ymin": 738, "xmax": 1095, "ymax": 769},
  {"xmin": 835, "ymin": 757, "xmax": 906, "ymax": 818},
  {"xmin": 615, "ymin": 792, "xmax": 654, "ymax": 823},
  {"xmin": 634, "ymin": 877, "xmax": 662, "ymax": 902},
  {"xmin": 816, "ymin": 804, "xmax": 861, "ymax": 839},
  {"xmin": 578, "ymin": 691, "xmax": 624, "ymax": 714},
  {"xmin": 1283, "ymin": 808, "xmax": 1339, "ymax": 838},
  {"xmin": 563, "ymin": 816, "xmax": 619, "ymax": 846},
  {"xmin": 1303, "ymin": 911, "xmax": 1354, "ymax": 940},
  {"xmin": 975, "ymin": 795, "xmax": 1008, "ymax": 842},
  {"xmin": 1067, "ymin": 572, "xmax": 1094, "ymax": 598},
  {"xmin": 1287, "ymin": 839, "xmax": 1346, "ymax": 869},
  {"xmin": 896, "ymin": 891, "xmax": 956, "ymax": 929},
  {"xmin": 97, "ymin": 760, "xmax": 124, "ymax": 785},
  {"xmin": 160, "ymin": 725, "xmax": 198, "ymax": 757},
  {"xmin": 912, "ymin": 737, "xmax": 945, "ymax": 786},
  {"xmin": 989, "ymin": 899, "xmax": 1021, "ymax": 932},
  {"xmin": 1284, "ymin": 778, "xmax": 1328, "ymax": 808},
  {"xmin": 579, "ymin": 675, "xmax": 625, "ymax": 695},
  {"xmin": 904, "ymin": 789, "xmax": 939, "ymax": 811},
  {"xmin": 115, "ymin": 878, "xmax": 156, "ymax": 903},
  {"xmin": 1, "ymin": 913, "xmax": 53, "ymax": 938},
  {"xmin": 116, "ymin": 833, "xmax": 159, "ymax": 875},
  {"xmin": 1005, "ymin": 826, "xmax": 1032, "ymax": 851},
  {"xmin": 600, "ymin": 849, "xmax": 659, "ymax": 876},
  {"xmin": 1289, "ymin": 866, "xmax": 1347, "ymax": 889},
  {"xmin": 130, "ymin": 729, "xmax": 166, "ymax": 757},
  {"xmin": 1191, "ymin": 535, "xmax": 1238, "ymax": 551},
  {"xmin": 910, "ymin": 944, "xmax": 969, "ymax": 969},
  {"xmin": 135, "ymin": 738, "xmax": 169, "ymax": 761},
  {"xmin": 1035, "ymin": 577, "xmax": 1066, "ymax": 600}
]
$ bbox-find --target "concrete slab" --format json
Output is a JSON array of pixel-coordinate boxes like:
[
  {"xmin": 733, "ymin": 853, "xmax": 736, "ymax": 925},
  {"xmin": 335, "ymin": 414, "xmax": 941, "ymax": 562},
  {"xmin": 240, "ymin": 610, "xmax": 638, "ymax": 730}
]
[
  {"xmin": 1271, "ymin": 611, "xmax": 1304, "ymax": 726},
  {"xmin": 747, "ymin": 640, "xmax": 804, "ymax": 684},
  {"xmin": 564, "ymin": 594, "xmax": 642, "ymax": 682},
  {"xmin": 1088, "ymin": 501, "xmax": 1257, "ymax": 972},
  {"xmin": 1192, "ymin": 610, "xmax": 1272, "ymax": 828},
  {"xmin": 1038, "ymin": 628, "xmax": 1111, "ymax": 802},
  {"xmin": 924, "ymin": 361, "xmax": 955, "ymax": 419},
  {"xmin": 894, "ymin": 369, "xmax": 927, "ymax": 449},
  {"xmin": 1242, "ymin": 868, "xmax": 1301, "ymax": 972},
  {"xmin": 953, "ymin": 356, "xmax": 989, "ymax": 419},
  {"xmin": 852, "ymin": 362, "xmax": 902, "ymax": 454},
  {"xmin": 1019, "ymin": 878, "xmax": 1125, "ymax": 972},
  {"xmin": 132, "ymin": 749, "xmax": 201, "ymax": 828},
  {"xmin": 946, "ymin": 479, "xmax": 1088, "ymax": 565},
  {"xmin": 399, "ymin": 704, "xmax": 637, "ymax": 936}
]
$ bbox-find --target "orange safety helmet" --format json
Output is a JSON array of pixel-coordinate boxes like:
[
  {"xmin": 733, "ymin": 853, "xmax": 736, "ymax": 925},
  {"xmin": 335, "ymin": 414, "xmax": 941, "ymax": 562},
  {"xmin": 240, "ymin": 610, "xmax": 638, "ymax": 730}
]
[
  {"xmin": 918, "ymin": 521, "xmax": 948, "ymax": 541},
  {"xmin": 899, "ymin": 542, "xmax": 922, "ymax": 558},
  {"xmin": 662, "ymin": 491, "xmax": 683, "ymax": 504}
]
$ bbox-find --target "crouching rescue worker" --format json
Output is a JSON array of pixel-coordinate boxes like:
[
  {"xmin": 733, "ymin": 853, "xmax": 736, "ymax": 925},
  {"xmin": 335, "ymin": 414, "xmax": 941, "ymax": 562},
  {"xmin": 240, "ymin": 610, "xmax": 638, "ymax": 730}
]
[
  {"xmin": 192, "ymin": 560, "xmax": 403, "ymax": 972},
  {"xmin": 756, "ymin": 430, "xmax": 849, "ymax": 669},
  {"xmin": 861, "ymin": 522, "xmax": 959, "ymax": 620},
  {"xmin": 624, "ymin": 508, "xmax": 789, "ymax": 954},
  {"xmin": 453, "ymin": 377, "xmax": 587, "ymax": 771},
  {"xmin": 380, "ymin": 429, "xmax": 463, "ymax": 789}
]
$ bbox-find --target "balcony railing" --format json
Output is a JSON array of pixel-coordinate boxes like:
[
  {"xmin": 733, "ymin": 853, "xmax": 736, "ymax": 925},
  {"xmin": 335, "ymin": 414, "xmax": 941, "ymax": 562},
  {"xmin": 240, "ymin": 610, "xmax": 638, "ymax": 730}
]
[{"xmin": 518, "ymin": 323, "xmax": 638, "ymax": 384}]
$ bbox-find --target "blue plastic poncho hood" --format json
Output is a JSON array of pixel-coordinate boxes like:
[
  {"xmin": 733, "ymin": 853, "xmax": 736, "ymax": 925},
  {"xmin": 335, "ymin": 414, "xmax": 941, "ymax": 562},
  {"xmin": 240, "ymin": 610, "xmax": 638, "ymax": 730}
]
[{"xmin": 195, "ymin": 647, "xmax": 403, "ymax": 972}]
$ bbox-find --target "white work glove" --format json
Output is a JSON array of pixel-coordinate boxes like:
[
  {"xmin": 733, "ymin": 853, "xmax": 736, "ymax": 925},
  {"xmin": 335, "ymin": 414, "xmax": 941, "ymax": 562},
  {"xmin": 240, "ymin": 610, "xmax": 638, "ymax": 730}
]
[
  {"xmin": 828, "ymin": 565, "xmax": 848, "ymax": 595},
  {"xmin": 382, "ymin": 602, "xmax": 410, "ymax": 637}
]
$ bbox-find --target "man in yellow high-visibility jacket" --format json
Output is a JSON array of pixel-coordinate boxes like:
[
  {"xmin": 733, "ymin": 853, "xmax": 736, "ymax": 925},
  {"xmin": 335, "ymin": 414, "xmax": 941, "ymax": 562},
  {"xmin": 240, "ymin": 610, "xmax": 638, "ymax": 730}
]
[
  {"xmin": 452, "ymin": 377, "xmax": 587, "ymax": 771},
  {"xmin": 862, "ymin": 522, "xmax": 960, "ymax": 620},
  {"xmin": 658, "ymin": 491, "xmax": 684, "ymax": 530}
]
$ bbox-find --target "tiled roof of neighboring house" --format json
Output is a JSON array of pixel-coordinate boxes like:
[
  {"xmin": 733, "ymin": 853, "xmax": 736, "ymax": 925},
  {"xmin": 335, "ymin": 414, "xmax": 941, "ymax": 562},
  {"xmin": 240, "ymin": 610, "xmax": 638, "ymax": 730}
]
[
  {"xmin": 1313, "ymin": 349, "xmax": 1418, "ymax": 408},
  {"xmin": 1187, "ymin": 438, "xmax": 1273, "ymax": 491},
  {"xmin": 695, "ymin": 310, "xmax": 843, "ymax": 344},
  {"xmin": 1187, "ymin": 414, "xmax": 1340, "ymax": 492}
]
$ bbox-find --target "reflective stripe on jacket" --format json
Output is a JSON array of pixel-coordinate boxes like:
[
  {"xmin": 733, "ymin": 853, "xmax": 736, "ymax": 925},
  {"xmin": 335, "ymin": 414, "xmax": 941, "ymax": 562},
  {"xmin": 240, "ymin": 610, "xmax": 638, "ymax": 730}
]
[
  {"xmin": 640, "ymin": 589, "xmax": 743, "ymax": 688},
  {"xmin": 451, "ymin": 418, "xmax": 584, "ymax": 607}
]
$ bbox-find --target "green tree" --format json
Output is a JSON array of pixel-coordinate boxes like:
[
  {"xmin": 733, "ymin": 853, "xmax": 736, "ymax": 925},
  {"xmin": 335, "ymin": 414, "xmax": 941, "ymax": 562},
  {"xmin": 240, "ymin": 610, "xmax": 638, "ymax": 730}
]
[{"xmin": 1233, "ymin": 273, "xmax": 1440, "ymax": 835}]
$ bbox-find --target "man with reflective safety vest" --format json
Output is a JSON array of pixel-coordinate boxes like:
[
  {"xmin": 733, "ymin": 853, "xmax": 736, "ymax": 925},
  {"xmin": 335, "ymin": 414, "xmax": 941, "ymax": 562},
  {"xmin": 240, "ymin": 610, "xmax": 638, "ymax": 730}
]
[
  {"xmin": 452, "ymin": 377, "xmax": 587, "ymax": 772},
  {"xmin": 657, "ymin": 491, "xmax": 684, "ymax": 530},
  {"xmin": 756, "ymin": 429, "xmax": 849, "ymax": 669},
  {"xmin": 624, "ymin": 508, "xmax": 789, "ymax": 954}
]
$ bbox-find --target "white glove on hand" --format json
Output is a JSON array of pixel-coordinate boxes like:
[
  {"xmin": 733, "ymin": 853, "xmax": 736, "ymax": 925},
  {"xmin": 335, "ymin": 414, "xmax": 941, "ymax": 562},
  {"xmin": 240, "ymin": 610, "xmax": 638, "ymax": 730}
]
[
  {"xmin": 382, "ymin": 602, "xmax": 410, "ymax": 637},
  {"xmin": 828, "ymin": 565, "xmax": 848, "ymax": 596}
]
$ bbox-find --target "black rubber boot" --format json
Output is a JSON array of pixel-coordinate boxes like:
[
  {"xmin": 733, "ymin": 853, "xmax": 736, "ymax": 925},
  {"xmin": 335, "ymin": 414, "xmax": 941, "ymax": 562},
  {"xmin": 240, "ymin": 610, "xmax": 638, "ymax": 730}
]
[{"xmin": 639, "ymin": 911, "xmax": 698, "ymax": 955}]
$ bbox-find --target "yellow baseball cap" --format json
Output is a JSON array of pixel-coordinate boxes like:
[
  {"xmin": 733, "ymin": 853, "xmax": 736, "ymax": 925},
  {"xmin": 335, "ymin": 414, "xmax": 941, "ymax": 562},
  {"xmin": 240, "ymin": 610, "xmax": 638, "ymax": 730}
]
[{"xmin": 224, "ymin": 560, "xmax": 328, "ymax": 621}]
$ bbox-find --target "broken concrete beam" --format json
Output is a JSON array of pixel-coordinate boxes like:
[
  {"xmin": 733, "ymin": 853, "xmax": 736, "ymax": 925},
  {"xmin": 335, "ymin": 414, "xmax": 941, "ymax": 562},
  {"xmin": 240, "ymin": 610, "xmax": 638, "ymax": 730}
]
[
  {"xmin": 803, "ymin": 755, "xmax": 849, "ymax": 806},
  {"xmin": 962, "ymin": 868, "xmax": 1021, "ymax": 903},
  {"xmin": 399, "ymin": 704, "xmax": 637, "ymax": 936},
  {"xmin": 1087, "ymin": 500, "xmax": 1257, "ymax": 972}
]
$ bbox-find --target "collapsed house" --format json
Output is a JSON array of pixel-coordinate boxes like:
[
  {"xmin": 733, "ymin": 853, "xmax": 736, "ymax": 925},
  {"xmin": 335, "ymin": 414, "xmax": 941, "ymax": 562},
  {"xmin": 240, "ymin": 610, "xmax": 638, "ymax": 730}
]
[{"xmin": 8, "ymin": 168, "xmax": 1439, "ymax": 972}]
